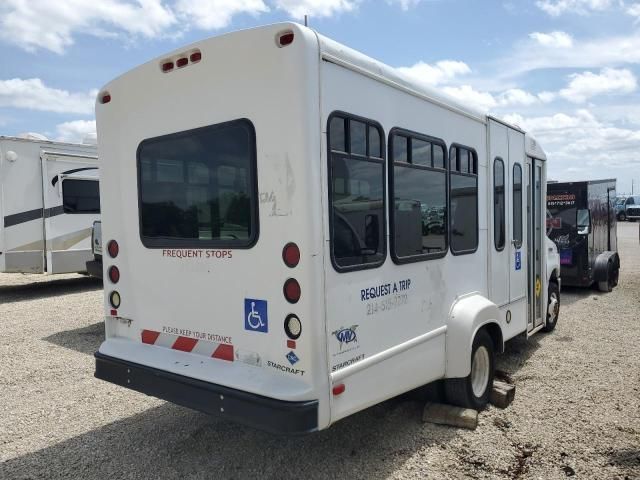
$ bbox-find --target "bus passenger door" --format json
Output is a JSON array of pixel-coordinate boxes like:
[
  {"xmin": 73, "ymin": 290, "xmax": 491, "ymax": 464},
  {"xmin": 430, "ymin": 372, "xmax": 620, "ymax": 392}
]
[
  {"xmin": 508, "ymin": 129, "xmax": 526, "ymax": 305},
  {"xmin": 527, "ymin": 157, "xmax": 545, "ymax": 333}
]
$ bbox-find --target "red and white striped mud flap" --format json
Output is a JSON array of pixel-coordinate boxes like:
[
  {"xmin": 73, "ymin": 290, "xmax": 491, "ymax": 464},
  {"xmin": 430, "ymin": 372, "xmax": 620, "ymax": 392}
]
[{"xmin": 141, "ymin": 329, "xmax": 234, "ymax": 362}]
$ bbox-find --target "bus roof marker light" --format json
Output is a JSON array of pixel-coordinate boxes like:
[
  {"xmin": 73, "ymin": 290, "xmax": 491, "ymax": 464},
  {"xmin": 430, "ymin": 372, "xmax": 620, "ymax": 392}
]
[
  {"xmin": 100, "ymin": 93, "xmax": 111, "ymax": 104},
  {"xmin": 176, "ymin": 57, "xmax": 188, "ymax": 68},
  {"xmin": 190, "ymin": 51, "xmax": 202, "ymax": 63},
  {"xmin": 162, "ymin": 61, "xmax": 174, "ymax": 72},
  {"xmin": 277, "ymin": 31, "xmax": 294, "ymax": 48}
]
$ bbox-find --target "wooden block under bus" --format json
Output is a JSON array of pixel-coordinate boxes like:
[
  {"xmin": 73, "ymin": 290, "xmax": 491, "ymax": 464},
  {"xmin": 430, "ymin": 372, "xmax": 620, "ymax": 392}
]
[{"xmin": 422, "ymin": 402, "xmax": 478, "ymax": 430}]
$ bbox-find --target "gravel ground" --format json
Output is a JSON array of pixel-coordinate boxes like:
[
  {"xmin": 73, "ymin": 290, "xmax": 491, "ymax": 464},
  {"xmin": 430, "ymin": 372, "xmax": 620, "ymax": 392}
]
[{"xmin": 1, "ymin": 223, "xmax": 638, "ymax": 480}]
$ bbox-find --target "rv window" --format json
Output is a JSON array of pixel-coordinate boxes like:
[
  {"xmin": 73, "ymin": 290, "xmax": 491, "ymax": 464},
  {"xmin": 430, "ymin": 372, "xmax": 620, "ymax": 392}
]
[
  {"xmin": 494, "ymin": 158, "xmax": 505, "ymax": 251},
  {"xmin": 449, "ymin": 145, "xmax": 478, "ymax": 254},
  {"xmin": 389, "ymin": 129, "xmax": 447, "ymax": 262},
  {"xmin": 513, "ymin": 163, "xmax": 523, "ymax": 247},
  {"xmin": 137, "ymin": 119, "xmax": 258, "ymax": 248},
  {"xmin": 328, "ymin": 113, "xmax": 385, "ymax": 271},
  {"xmin": 62, "ymin": 179, "xmax": 100, "ymax": 214}
]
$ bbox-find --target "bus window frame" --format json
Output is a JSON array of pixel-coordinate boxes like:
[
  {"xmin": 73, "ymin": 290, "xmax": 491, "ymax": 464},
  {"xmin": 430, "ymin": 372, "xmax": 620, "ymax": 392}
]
[
  {"xmin": 135, "ymin": 118, "xmax": 260, "ymax": 250},
  {"xmin": 448, "ymin": 143, "xmax": 479, "ymax": 256},
  {"xmin": 327, "ymin": 111, "xmax": 387, "ymax": 273},
  {"xmin": 388, "ymin": 127, "xmax": 449, "ymax": 265}
]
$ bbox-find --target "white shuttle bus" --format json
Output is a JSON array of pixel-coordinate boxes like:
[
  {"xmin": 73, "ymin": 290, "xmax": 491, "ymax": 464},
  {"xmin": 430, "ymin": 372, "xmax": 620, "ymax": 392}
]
[
  {"xmin": 0, "ymin": 135, "xmax": 100, "ymax": 274},
  {"xmin": 95, "ymin": 23, "xmax": 560, "ymax": 433}
]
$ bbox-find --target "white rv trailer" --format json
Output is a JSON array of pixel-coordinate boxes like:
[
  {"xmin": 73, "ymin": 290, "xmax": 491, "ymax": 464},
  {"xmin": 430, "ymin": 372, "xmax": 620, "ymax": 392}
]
[
  {"xmin": 94, "ymin": 23, "xmax": 561, "ymax": 434},
  {"xmin": 0, "ymin": 135, "xmax": 100, "ymax": 274}
]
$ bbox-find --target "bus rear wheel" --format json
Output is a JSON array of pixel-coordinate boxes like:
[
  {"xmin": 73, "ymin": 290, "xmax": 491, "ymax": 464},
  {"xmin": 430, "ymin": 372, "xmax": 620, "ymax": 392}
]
[
  {"xmin": 444, "ymin": 329, "xmax": 495, "ymax": 410},
  {"xmin": 543, "ymin": 281, "xmax": 560, "ymax": 332}
]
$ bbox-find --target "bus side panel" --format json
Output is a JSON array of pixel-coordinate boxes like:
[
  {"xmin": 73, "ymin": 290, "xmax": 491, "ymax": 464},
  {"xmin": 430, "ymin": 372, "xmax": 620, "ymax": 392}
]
[
  {"xmin": 0, "ymin": 140, "xmax": 45, "ymax": 273},
  {"xmin": 320, "ymin": 61, "xmax": 489, "ymax": 424}
]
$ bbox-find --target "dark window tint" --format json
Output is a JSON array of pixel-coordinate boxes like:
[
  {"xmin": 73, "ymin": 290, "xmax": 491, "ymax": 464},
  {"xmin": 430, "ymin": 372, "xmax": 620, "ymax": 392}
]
[
  {"xmin": 513, "ymin": 164, "xmax": 523, "ymax": 247},
  {"xmin": 494, "ymin": 158, "xmax": 505, "ymax": 250},
  {"xmin": 138, "ymin": 119, "xmax": 257, "ymax": 248},
  {"xmin": 369, "ymin": 125, "xmax": 381, "ymax": 158},
  {"xmin": 390, "ymin": 130, "xmax": 447, "ymax": 261},
  {"xmin": 393, "ymin": 135, "xmax": 409, "ymax": 163},
  {"xmin": 329, "ymin": 114, "xmax": 385, "ymax": 270},
  {"xmin": 412, "ymin": 139, "xmax": 431, "ymax": 166},
  {"xmin": 62, "ymin": 179, "xmax": 100, "ymax": 214},
  {"xmin": 449, "ymin": 145, "xmax": 478, "ymax": 254},
  {"xmin": 350, "ymin": 120, "xmax": 367, "ymax": 156},
  {"xmin": 433, "ymin": 144, "xmax": 445, "ymax": 169},
  {"xmin": 330, "ymin": 117, "xmax": 346, "ymax": 152}
]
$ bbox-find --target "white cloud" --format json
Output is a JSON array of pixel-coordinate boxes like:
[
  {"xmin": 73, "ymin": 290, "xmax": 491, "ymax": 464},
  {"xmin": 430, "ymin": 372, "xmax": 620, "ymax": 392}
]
[
  {"xmin": 502, "ymin": 109, "xmax": 640, "ymax": 183},
  {"xmin": 387, "ymin": 0, "xmax": 422, "ymax": 10},
  {"xmin": 536, "ymin": 0, "xmax": 613, "ymax": 16},
  {"xmin": 175, "ymin": 0, "xmax": 268, "ymax": 30},
  {"xmin": 497, "ymin": 88, "xmax": 541, "ymax": 107},
  {"xmin": 0, "ymin": 0, "xmax": 177, "ymax": 54},
  {"xmin": 273, "ymin": 0, "xmax": 358, "ymax": 18},
  {"xmin": 627, "ymin": 3, "xmax": 640, "ymax": 20},
  {"xmin": 0, "ymin": 78, "xmax": 96, "ymax": 114},
  {"xmin": 558, "ymin": 68, "xmax": 637, "ymax": 103},
  {"xmin": 529, "ymin": 31, "xmax": 573, "ymax": 48},
  {"xmin": 397, "ymin": 60, "xmax": 471, "ymax": 86},
  {"xmin": 56, "ymin": 120, "xmax": 97, "ymax": 143}
]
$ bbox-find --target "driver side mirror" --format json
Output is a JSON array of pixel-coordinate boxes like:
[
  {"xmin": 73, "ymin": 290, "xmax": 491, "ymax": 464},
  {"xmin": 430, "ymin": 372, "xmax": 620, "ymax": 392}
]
[{"xmin": 577, "ymin": 209, "xmax": 591, "ymax": 235}]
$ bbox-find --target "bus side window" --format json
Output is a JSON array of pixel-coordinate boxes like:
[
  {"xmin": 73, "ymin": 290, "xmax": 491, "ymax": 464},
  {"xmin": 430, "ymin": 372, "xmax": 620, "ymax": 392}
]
[
  {"xmin": 389, "ymin": 128, "xmax": 447, "ymax": 263},
  {"xmin": 449, "ymin": 145, "xmax": 478, "ymax": 255},
  {"xmin": 494, "ymin": 157, "xmax": 505, "ymax": 251},
  {"xmin": 328, "ymin": 113, "xmax": 386, "ymax": 271},
  {"xmin": 513, "ymin": 163, "xmax": 523, "ymax": 248}
]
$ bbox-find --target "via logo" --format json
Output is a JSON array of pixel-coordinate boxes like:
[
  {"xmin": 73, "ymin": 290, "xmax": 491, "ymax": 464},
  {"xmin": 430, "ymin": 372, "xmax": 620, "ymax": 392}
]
[{"xmin": 332, "ymin": 325, "xmax": 358, "ymax": 351}]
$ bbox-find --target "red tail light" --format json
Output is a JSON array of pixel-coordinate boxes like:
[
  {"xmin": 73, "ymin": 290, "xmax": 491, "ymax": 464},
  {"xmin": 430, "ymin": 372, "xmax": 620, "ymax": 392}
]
[
  {"xmin": 162, "ymin": 61, "xmax": 174, "ymax": 72},
  {"xmin": 190, "ymin": 51, "xmax": 202, "ymax": 63},
  {"xmin": 333, "ymin": 384, "xmax": 345, "ymax": 396},
  {"xmin": 176, "ymin": 57, "xmax": 188, "ymax": 68},
  {"xmin": 283, "ymin": 278, "xmax": 301, "ymax": 304},
  {"xmin": 277, "ymin": 31, "xmax": 294, "ymax": 47},
  {"xmin": 107, "ymin": 240, "xmax": 119, "ymax": 258},
  {"xmin": 282, "ymin": 242, "xmax": 300, "ymax": 268},
  {"xmin": 108, "ymin": 266, "xmax": 120, "ymax": 284}
]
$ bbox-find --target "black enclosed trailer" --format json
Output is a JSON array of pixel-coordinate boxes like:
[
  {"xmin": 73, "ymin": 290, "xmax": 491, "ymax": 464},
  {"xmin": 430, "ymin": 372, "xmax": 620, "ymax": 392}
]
[{"xmin": 547, "ymin": 179, "xmax": 620, "ymax": 291}]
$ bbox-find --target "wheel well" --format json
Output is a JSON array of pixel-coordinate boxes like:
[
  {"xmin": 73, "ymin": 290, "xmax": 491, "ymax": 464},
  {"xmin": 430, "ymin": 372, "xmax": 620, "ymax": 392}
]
[
  {"xmin": 550, "ymin": 269, "xmax": 559, "ymax": 285},
  {"xmin": 481, "ymin": 322, "xmax": 504, "ymax": 354}
]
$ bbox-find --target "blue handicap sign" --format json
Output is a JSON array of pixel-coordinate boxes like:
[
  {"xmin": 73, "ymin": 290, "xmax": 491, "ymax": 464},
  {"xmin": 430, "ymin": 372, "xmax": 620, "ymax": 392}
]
[
  {"xmin": 244, "ymin": 298, "xmax": 268, "ymax": 333},
  {"xmin": 515, "ymin": 251, "xmax": 522, "ymax": 271}
]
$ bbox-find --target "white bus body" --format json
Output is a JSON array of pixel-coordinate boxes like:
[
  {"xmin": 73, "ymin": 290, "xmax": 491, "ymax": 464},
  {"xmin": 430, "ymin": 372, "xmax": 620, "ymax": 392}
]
[
  {"xmin": 95, "ymin": 23, "xmax": 560, "ymax": 433},
  {"xmin": 0, "ymin": 136, "xmax": 100, "ymax": 274}
]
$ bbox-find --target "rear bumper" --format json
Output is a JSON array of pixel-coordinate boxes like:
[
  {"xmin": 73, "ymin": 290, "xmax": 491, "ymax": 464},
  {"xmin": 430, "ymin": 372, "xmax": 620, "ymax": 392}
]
[
  {"xmin": 94, "ymin": 352, "xmax": 319, "ymax": 434},
  {"xmin": 85, "ymin": 259, "xmax": 102, "ymax": 278}
]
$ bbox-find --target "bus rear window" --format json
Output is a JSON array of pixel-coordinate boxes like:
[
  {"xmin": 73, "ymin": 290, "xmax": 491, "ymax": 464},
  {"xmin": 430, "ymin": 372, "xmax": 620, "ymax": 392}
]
[{"xmin": 137, "ymin": 119, "xmax": 258, "ymax": 248}]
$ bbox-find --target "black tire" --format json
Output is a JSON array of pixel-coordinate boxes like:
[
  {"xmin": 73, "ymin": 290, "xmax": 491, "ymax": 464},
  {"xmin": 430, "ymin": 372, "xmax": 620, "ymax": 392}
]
[
  {"xmin": 444, "ymin": 329, "xmax": 495, "ymax": 410},
  {"xmin": 619, "ymin": 212, "xmax": 626, "ymax": 221},
  {"xmin": 543, "ymin": 281, "xmax": 560, "ymax": 332},
  {"xmin": 598, "ymin": 261, "xmax": 618, "ymax": 292}
]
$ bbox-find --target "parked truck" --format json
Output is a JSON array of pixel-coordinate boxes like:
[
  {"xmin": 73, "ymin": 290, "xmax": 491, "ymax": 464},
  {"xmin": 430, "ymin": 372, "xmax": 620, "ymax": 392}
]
[{"xmin": 547, "ymin": 179, "xmax": 619, "ymax": 291}]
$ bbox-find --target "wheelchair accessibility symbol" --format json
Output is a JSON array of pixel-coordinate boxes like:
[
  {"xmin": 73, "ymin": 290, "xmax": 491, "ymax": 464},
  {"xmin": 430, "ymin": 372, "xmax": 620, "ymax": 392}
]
[{"xmin": 244, "ymin": 298, "xmax": 268, "ymax": 333}]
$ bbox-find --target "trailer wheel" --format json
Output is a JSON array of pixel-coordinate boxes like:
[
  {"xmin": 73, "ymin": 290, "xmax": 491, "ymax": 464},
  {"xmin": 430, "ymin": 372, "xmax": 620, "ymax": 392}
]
[
  {"xmin": 598, "ymin": 261, "xmax": 618, "ymax": 292},
  {"xmin": 543, "ymin": 282, "xmax": 560, "ymax": 332},
  {"xmin": 444, "ymin": 329, "xmax": 495, "ymax": 410}
]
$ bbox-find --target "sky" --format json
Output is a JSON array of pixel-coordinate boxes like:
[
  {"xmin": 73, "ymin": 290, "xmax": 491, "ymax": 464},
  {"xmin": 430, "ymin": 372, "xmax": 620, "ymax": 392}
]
[{"xmin": 1, "ymin": 0, "xmax": 640, "ymax": 193}]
